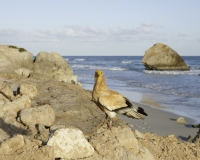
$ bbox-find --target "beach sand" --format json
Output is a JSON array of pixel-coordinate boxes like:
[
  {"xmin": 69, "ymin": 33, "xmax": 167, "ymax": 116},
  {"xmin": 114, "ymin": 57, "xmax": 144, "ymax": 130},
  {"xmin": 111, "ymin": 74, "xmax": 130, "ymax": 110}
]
[
  {"xmin": 84, "ymin": 84, "xmax": 199, "ymax": 140},
  {"xmin": 120, "ymin": 103, "xmax": 198, "ymax": 140}
]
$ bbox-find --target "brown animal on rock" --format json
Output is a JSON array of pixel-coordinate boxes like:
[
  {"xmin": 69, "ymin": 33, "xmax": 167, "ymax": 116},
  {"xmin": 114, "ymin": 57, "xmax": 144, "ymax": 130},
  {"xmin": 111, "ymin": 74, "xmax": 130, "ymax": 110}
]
[{"xmin": 92, "ymin": 70, "xmax": 148, "ymax": 129}]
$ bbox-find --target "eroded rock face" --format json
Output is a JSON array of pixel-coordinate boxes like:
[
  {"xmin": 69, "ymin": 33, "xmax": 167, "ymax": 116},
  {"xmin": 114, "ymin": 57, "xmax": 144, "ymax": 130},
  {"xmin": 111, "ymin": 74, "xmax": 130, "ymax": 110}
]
[
  {"xmin": 0, "ymin": 45, "xmax": 78, "ymax": 84},
  {"xmin": 31, "ymin": 52, "xmax": 77, "ymax": 84},
  {"xmin": 0, "ymin": 45, "xmax": 33, "ymax": 74},
  {"xmin": 47, "ymin": 128, "xmax": 94, "ymax": 159},
  {"xmin": 142, "ymin": 43, "xmax": 189, "ymax": 70}
]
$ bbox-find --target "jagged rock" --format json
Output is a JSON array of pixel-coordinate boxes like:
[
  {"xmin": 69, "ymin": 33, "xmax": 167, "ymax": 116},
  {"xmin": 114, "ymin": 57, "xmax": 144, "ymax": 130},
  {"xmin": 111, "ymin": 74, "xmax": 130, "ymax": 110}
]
[
  {"xmin": 18, "ymin": 104, "xmax": 55, "ymax": 129},
  {"xmin": 192, "ymin": 124, "xmax": 200, "ymax": 128},
  {"xmin": 192, "ymin": 129, "xmax": 200, "ymax": 145},
  {"xmin": 176, "ymin": 117, "xmax": 187, "ymax": 124},
  {"xmin": 142, "ymin": 43, "xmax": 189, "ymax": 70},
  {"xmin": 0, "ymin": 45, "xmax": 33, "ymax": 74},
  {"xmin": 47, "ymin": 128, "xmax": 94, "ymax": 159},
  {"xmin": 88, "ymin": 126, "xmax": 155, "ymax": 160},
  {"xmin": 30, "ymin": 52, "xmax": 77, "ymax": 84},
  {"xmin": 19, "ymin": 83, "xmax": 39, "ymax": 100},
  {"xmin": 0, "ymin": 83, "xmax": 14, "ymax": 100},
  {"xmin": 0, "ymin": 135, "xmax": 24, "ymax": 155},
  {"xmin": 34, "ymin": 124, "xmax": 50, "ymax": 144}
]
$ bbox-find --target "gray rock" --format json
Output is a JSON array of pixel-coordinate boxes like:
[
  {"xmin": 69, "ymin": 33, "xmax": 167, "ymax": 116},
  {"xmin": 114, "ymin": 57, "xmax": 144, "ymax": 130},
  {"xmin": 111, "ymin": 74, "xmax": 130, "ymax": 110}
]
[
  {"xmin": 47, "ymin": 128, "xmax": 94, "ymax": 159},
  {"xmin": 192, "ymin": 124, "xmax": 200, "ymax": 128},
  {"xmin": 142, "ymin": 43, "xmax": 189, "ymax": 70},
  {"xmin": 192, "ymin": 129, "xmax": 200, "ymax": 144},
  {"xmin": 31, "ymin": 52, "xmax": 77, "ymax": 84},
  {"xmin": 18, "ymin": 104, "xmax": 55, "ymax": 128}
]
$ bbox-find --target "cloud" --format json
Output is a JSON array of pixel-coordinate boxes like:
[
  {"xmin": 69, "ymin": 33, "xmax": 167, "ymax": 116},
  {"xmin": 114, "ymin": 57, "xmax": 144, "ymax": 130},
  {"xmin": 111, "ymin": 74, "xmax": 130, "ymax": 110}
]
[
  {"xmin": 0, "ymin": 24, "xmax": 167, "ymax": 43},
  {"xmin": 141, "ymin": 23, "xmax": 154, "ymax": 27},
  {"xmin": 178, "ymin": 31, "xmax": 189, "ymax": 37},
  {"xmin": 141, "ymin": 23, "xmax": 164, "ymax": 28}
]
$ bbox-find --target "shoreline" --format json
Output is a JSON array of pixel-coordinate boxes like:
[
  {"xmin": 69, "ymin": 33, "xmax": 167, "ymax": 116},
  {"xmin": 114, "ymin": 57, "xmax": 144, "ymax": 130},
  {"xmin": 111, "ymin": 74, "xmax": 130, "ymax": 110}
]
[{"xmin": 83, "ymin": 83, "xmax": 199, "ymax": 140}]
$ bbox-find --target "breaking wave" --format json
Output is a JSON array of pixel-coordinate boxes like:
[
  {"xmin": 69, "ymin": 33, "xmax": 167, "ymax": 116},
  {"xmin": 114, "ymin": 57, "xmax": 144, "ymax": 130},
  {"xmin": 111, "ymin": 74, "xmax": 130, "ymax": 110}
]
[
  {"xmin": 143, "ymin": 70, "xmax": 200, "ymax": 76},
  {"xmin": 71, "ymin": 64, "xmax": 126, "ymax": 71}
]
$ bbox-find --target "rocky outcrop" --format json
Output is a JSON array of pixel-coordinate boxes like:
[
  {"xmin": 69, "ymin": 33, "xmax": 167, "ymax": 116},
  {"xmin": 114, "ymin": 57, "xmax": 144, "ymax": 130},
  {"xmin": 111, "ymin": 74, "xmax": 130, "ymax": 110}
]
[
  {"xmin": 142, "ymin": 43, "xmax": 189, "ymax": 70},
  {"xmin": 0, "ymin": 75, "xmax": 199, "ymax": 159},
  {"xmin": 30, "ymin": 52, "xmax": 77, "ymax": 84},
  {"xmin": 0, "ymin": 45, "xmax": 78, "ymax": 84},
  {"xmin": 47, "ymin": 128, "xmax": 94, "ymax": 159},
  {"xmin": 0, "ymin": 45, "xmax": 33, "ymax": 74}
]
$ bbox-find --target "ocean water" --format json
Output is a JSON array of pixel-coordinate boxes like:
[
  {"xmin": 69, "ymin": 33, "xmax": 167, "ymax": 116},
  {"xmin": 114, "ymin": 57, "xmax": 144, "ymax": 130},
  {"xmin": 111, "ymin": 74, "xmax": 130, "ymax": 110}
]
[{"xmin": 63, "ymin": 56, "xmax": 200, "ymax": 123}]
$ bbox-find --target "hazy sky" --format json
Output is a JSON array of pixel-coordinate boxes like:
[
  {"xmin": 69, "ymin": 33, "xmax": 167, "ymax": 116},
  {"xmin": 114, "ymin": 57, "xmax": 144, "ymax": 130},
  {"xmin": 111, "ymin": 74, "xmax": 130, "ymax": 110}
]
[{"xmin": 1, "ymin": 1, "xmax": 200, "ymax": 56}]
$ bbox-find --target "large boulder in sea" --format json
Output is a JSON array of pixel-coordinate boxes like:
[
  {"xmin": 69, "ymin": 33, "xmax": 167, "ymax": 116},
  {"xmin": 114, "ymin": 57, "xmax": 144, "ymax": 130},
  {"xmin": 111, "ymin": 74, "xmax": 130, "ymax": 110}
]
[
  {"xmin": 30, "ymin": 52, "xmax": 77, "ymax": 84},
  {"xmin": 142, "ymin": 43, "xmax": 189, "ymax": 70},
  {"xmin": 0, "ymin": 45, "xmax": 33, "ymax": 76}
]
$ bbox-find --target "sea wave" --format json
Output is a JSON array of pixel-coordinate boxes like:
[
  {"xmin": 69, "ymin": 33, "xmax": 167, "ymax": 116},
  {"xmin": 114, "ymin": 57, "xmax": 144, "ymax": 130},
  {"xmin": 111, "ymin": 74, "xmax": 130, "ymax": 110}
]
[
  {"xmin": 143, "ymin": 70, "xmax": 200, "ymax": 76},
  {"xmin": 71, "ymin": 64, "xmax": 126, "ymax": 71},
  {"xmin": 131, "ymin": 83, "xmax": 194, "ymax": 97},
  {"xmin": 74, "ymin": 58, "xmax": 85, "ymax": 61},
  {"xmin": 121, "ymin": 60, "xmax": 133, "ymax": 64}
]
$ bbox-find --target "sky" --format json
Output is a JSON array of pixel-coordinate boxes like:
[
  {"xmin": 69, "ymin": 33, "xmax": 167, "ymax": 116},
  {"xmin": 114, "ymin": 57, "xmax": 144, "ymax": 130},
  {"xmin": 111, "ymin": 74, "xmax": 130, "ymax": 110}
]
[{"xmin": 0, "ymin": 0, "xmax": 200, "ymax": 56}]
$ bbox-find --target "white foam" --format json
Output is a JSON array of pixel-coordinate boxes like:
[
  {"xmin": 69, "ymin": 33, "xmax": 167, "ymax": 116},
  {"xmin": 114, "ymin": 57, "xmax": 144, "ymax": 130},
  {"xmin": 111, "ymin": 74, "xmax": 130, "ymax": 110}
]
[
  {"xmin": 143, "ymin": 70, "xmax": 200, "ymax": 76},
  {"xmin": 74, "ymin": 58, "xmax": 85, "ymax": 61},
  {"xmin": 71, "ymin": 64, "xmax": 126, "ymax": 71},
  {"xmin": 121, "ymin": 60, "xmax": 132, "ymax": 64}
]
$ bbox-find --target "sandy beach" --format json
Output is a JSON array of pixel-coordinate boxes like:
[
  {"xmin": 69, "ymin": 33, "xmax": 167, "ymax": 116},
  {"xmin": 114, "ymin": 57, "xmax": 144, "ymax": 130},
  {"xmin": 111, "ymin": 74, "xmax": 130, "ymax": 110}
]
[{"xmin": 83, "ymin": 84, "xmax": 199, "ymax": 140}]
